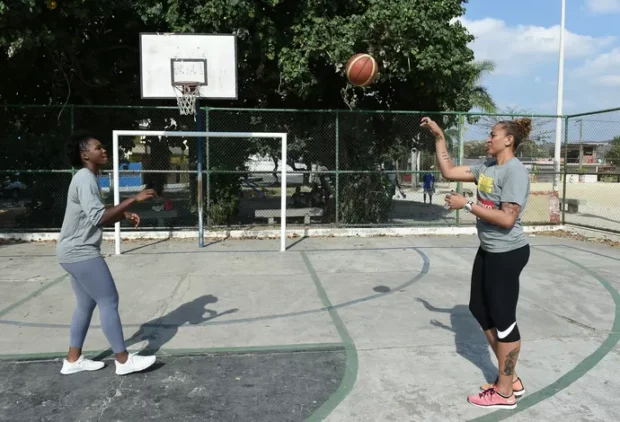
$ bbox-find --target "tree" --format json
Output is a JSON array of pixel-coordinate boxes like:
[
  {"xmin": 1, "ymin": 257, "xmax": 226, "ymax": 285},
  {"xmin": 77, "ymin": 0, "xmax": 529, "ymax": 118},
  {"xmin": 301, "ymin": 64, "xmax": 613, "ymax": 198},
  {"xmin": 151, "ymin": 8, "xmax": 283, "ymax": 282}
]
[
  {"xmin": 469, "ymin": 60, "xmax": 497, "ymax": 114},
  {"xmin": 605, "ymin": 136, "xmax": 620, "ymax": 165},
  {"xmin": 1, "ymin": 0, "xmax": 483, "ymax": 225}
]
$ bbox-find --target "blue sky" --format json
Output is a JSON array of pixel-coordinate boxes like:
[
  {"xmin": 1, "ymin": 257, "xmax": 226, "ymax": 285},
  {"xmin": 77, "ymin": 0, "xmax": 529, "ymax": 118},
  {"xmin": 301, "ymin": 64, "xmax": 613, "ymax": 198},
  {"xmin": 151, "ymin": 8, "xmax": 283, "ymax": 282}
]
[{"xmin": 461, "ymin": 0, "xmax": 620, "ymax": 120}]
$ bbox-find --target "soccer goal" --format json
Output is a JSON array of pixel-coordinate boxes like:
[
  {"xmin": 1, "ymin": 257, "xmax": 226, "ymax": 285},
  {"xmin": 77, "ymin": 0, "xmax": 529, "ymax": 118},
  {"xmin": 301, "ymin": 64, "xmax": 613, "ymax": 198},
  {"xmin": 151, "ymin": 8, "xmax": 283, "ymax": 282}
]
[{"xmin": 111, "ymin": 130, "xmax": 288, "ymax": 255}]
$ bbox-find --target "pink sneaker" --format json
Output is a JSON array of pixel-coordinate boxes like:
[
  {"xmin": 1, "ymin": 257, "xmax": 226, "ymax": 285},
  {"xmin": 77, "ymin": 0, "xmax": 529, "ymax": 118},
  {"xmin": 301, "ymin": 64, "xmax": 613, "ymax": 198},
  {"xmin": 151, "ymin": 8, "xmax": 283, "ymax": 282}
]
[{"xmin": 467, "ymin": 387, "xmax": 516, "ymax": 410}]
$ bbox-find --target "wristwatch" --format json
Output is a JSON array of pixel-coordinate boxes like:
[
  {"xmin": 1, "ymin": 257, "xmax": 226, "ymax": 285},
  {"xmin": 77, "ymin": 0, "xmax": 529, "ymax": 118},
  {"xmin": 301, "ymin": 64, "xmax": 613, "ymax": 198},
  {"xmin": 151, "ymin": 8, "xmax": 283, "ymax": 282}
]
[{"xmin": 464, "ymin": 201, "xmax": 474, "ymax": 213}]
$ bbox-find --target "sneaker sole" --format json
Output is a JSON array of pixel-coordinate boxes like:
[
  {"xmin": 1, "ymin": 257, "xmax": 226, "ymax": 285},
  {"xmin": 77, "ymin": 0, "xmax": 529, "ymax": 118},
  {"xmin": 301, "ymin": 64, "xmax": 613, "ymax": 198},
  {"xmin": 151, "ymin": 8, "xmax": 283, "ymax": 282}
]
[
  {"xmin": 115, "ymin": 358, "xmax": 156, "ymax": 376},
  {"xmin": 60, "ymin": 365, "xmax": 105, "ymax": 375},
  {"xmin": 467, "ymin": 399, "xmax": 517, "ymax": 410}
]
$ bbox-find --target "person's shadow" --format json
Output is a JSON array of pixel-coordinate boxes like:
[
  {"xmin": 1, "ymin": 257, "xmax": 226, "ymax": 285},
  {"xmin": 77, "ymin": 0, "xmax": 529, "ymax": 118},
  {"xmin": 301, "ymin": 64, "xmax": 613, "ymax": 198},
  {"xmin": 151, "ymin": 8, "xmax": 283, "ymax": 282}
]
[
  {"xmin": 95, "ymin": 295, "xmax": 238, "ymax": 360},
  {"xmin": 415, "ymin": 297, "xmax": 497, "ymax": 383}
]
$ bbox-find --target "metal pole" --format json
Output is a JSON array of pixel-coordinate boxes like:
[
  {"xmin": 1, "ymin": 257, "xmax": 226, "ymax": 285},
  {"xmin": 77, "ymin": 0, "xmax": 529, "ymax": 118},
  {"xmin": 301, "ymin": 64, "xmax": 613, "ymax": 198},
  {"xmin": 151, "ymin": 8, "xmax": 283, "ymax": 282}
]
[
  {"xmin": 113, "ymin": 132, "xmax": 121, "ymax": 255},
  {"xmin": 455, "ymin": 114, "xmax": 463, "ymax": 225},
  {"xmin": 335, "ymin": 111, "xmax": 340, "ymax": 226},
  {"xmin": 196, "ymin": 101, "xmax": 204, "ymax": 248},
  {"xmin": 280, "ymin": 134, "xmax": 287, "ymax": 252},
  {"xmin": 562, "ymin": 116, "xmax": 569, "ymax": 225},
  {"xmin": 205, "ymin": 108, "xmax": 210, "ymax": 230},
  {"xmin": 553, "ymin": 0, "xmax": 566, "ymax": 192}
]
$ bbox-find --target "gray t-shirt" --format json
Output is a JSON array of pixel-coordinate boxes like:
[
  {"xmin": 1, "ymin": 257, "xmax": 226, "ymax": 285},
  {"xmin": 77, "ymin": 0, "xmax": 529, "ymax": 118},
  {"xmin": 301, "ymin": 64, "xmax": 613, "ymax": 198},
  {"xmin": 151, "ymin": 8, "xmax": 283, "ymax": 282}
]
[
  {"xmin": 470, "ymin": 157, "xmax": 530, "ymax": 253},
  {"xmin": 56, "ymin": 168, "xmax": 106, "ymax": 263}
]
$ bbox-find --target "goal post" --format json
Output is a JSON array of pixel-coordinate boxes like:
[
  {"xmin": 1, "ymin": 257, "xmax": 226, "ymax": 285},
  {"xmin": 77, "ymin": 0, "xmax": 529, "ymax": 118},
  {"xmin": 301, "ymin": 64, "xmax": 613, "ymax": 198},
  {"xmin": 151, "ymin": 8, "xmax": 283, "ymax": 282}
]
[{"xmin": 112, "ymin": 130, "xmax": 288, "ymax": 255}]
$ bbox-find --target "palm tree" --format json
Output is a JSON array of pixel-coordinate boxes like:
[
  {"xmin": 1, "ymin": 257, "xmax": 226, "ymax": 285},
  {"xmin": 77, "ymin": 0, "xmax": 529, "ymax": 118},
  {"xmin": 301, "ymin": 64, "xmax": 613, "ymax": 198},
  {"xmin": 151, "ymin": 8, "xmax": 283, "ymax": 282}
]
[
  {"xmin": 455, "ymin": 60, "xmax": 498, "ymax": 164},
  {"xmin": 470, "ymin": 60, "xmax": 497, "ymax": 113}
]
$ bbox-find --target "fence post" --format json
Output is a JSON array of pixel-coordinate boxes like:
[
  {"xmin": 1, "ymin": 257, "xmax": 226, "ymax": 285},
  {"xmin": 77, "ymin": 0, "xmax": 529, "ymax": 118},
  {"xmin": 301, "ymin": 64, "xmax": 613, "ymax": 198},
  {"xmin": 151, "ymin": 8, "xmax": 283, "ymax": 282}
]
[
  {"xmin": 205, "ymin": 107, "xmax": 210, "ymax": 230},
  {"xmin": 70, "ymin": 105, "xmax": 76, "ymax": 176},
  {"xmin": 562, "ymin": 116, "xmax": 569, "ymax": 225},
  {"xmin": 196, "ymin": 103, "xmax": 204, "ymax": 247},
  {"xmin": 455, "ymin": 113, "xmax": 464, "ymax": 226},
  {"xmin": 335, "ymin": 111, "xmax": 340, "ymax": 226}
]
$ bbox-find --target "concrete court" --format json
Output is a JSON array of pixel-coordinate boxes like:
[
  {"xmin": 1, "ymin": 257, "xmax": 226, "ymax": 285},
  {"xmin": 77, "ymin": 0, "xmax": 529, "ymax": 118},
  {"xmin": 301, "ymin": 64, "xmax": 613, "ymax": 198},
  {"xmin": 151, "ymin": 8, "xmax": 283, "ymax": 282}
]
[{"xmin": 0, "ymin": 233, "xmax": 619, "ymax": 422}]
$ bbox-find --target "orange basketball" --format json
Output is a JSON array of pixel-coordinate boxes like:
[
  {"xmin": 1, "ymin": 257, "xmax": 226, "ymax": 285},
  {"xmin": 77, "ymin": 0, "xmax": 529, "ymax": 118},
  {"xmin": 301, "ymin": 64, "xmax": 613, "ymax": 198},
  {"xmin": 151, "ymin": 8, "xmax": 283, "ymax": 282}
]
[{"xmin": 345, "ymin": 53, "xmax": 379, "ymax": 87}]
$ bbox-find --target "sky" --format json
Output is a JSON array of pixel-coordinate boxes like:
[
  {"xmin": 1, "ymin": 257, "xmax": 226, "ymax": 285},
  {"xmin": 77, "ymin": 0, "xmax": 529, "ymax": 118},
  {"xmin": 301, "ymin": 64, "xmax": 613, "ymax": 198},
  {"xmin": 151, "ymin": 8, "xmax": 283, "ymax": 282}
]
[{"xmin": 461, "ymin": 0, "xmax": 620, "ymax": 120}]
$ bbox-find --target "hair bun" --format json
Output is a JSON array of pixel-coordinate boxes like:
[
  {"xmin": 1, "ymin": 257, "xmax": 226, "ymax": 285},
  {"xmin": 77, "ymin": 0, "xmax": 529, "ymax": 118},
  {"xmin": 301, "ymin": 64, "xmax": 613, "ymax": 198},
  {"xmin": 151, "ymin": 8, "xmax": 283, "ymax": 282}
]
[{"xmin": 514, "ymin": 118, "xmax": 532, "ymax": 139}]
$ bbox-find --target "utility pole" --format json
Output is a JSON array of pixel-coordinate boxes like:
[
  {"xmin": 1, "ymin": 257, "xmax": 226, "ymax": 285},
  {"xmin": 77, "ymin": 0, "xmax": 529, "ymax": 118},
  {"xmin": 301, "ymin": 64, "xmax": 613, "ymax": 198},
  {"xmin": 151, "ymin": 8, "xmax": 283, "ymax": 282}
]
[{"xmin": 553, "ymin": 0, "xmax": 566, "ymax": 191}]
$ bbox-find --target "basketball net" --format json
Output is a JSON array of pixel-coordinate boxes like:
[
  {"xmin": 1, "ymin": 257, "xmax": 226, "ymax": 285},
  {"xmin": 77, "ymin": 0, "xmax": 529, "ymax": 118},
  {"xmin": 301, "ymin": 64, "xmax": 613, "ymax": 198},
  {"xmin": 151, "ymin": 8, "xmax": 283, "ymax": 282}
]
[{"xmin": 173, "ymin": 83, "xmax": 200, "ymax": 117}]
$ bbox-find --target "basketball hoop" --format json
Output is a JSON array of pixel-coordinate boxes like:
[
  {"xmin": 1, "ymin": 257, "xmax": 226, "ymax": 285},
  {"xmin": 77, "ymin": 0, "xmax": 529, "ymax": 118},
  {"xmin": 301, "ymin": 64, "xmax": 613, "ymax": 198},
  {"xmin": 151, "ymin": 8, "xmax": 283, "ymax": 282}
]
[{"xmin": 173, "ymin": 83, "xmax": 200, "ymax": 116}]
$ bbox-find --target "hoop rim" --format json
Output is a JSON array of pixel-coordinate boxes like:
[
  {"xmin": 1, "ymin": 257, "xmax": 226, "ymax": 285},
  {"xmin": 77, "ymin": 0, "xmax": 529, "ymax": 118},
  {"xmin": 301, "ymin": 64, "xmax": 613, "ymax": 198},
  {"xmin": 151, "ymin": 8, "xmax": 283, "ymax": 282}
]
[{"xmin": 172, "ymin": 82, "xmax": 203, "ymax": 89}]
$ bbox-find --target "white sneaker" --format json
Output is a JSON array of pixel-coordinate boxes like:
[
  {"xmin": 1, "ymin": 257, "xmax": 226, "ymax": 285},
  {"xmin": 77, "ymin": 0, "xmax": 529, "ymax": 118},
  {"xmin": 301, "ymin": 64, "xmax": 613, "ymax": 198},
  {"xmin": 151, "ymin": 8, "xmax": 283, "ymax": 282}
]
[
  {"xmin": 60, "ymin": 355, "xmax": 105, "ymax": 375},
  {"xmin": 114, "ymin": 353, "xmax": 156, "ymax": 375}
]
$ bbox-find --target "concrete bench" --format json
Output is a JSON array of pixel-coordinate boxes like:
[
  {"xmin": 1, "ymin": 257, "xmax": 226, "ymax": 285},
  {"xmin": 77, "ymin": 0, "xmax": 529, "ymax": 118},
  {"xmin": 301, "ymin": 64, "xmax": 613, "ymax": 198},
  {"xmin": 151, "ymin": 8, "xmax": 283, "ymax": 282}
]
[
  {"xmin": 138, "ymin": 209, "xmax": 179, "ymax": 226},
  {"xmin": 255, "ymin": 208, "xmax": 324, "ymax": 225},
  {"xmin": 561, "ymin": 198, "xmax": 586, "ymax": 214}
]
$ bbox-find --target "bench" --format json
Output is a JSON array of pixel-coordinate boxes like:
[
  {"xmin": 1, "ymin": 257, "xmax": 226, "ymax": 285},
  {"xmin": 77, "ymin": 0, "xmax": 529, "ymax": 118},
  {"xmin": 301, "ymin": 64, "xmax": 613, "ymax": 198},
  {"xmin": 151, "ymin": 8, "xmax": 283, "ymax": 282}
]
[
  {"xmin": 255, "ymin": 208, "xmax": 324, "ymax": 225},
  {"xmin": 561, "ymin": 198, "xmax": 585, "ymax": 214},
  {"xmin": 138, "ymin": 209, "xmax": 179, "ymax": 226}
]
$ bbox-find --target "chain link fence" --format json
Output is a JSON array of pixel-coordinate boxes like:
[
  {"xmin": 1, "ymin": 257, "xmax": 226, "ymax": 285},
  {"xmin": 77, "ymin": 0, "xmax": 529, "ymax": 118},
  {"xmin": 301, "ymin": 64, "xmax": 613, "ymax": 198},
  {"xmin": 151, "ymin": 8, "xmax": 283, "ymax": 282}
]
[
  {"xmin": 564, "ymin": 109, "xmax": 620, "ymax": 233},
  {"xmin": 3, "ymin": 104, "xmax": 619, "ymax": 232}
]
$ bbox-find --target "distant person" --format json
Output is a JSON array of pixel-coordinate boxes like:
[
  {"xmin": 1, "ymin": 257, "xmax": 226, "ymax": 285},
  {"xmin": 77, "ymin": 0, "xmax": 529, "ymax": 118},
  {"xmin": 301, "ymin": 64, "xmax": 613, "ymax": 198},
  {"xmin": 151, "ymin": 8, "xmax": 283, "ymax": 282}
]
[
  {"xmin": 423, "ymin": 169, "xmax": 435, "ymax": 204},
  {"xmin": 56, "ymin": 131, "xmax": 158, "ymax": 376},
  {"xmin": 383, "ymin": 161, "xmax": 406, "ymax": 199}
]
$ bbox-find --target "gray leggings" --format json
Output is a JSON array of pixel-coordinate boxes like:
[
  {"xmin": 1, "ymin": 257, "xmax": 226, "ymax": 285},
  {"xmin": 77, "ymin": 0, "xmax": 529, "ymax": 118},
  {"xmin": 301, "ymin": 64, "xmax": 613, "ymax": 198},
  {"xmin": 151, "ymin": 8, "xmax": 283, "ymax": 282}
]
[{"xmin": 60, "ymin": 257, "xmax": 127, "ymax": 354}]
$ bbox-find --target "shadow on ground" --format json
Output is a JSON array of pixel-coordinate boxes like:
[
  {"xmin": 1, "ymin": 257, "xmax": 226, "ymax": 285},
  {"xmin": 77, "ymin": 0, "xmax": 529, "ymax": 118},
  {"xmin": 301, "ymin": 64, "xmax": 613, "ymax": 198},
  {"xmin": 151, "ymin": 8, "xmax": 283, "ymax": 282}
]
[
  {"xmin": 95, "ymin": 295, "xmax": 239, "ymax": 360},
  {"xmin": 415, "ymin": 297, "xmax": 497, "ymax": 383}
]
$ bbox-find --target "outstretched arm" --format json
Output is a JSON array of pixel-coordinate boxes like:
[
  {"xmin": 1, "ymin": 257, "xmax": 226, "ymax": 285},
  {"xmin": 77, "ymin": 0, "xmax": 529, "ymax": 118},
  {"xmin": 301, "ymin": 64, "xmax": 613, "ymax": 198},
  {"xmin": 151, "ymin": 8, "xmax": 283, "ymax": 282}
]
[{"xmin": 420, "ymin": 117, "xmax": 475, "ymax": 182}]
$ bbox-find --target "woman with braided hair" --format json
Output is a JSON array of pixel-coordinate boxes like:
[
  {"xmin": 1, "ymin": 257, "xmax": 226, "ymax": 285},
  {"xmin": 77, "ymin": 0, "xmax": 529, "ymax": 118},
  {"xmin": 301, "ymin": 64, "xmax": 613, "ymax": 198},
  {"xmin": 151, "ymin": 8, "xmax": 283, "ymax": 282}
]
[{"xmin": 421, "ymin": 117, "xmax": 533, "ymax": 410}]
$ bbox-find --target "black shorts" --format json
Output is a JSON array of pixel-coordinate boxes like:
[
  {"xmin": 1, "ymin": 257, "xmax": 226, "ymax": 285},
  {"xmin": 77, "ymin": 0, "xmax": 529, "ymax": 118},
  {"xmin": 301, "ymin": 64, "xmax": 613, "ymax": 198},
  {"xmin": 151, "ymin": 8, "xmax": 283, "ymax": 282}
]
[{"xmin": 469, "ymin": 244, "xmax": 530, "ymax": 342}]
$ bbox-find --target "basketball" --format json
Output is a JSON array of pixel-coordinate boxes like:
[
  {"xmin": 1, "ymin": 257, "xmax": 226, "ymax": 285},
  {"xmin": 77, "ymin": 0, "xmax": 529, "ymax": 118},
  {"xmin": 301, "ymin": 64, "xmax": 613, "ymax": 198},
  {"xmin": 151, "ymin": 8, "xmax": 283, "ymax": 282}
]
[{"xmin": 345, "ymin": 53, "xmax": 379, "ymax": 87}]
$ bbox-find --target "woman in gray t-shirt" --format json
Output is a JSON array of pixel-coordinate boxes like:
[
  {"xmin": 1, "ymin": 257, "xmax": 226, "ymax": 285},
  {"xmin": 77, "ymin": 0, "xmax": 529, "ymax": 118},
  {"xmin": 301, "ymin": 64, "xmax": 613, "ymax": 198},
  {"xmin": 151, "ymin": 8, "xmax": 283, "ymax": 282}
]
[
  {"xmin": 421, "ymin": 116, "xmax": 532, "ymax": 410},
  {"xmin": 56, "ymin": 131, "xmax": 158, "ymax": 376}
]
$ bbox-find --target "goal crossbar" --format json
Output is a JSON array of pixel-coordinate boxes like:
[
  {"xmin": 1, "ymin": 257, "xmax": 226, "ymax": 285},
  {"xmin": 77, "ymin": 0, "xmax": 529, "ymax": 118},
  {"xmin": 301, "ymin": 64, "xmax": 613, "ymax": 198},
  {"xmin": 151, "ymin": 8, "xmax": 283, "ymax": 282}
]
[{"xmin": 112, "ymin": 130, "xmax": 288, "ymax": 255}]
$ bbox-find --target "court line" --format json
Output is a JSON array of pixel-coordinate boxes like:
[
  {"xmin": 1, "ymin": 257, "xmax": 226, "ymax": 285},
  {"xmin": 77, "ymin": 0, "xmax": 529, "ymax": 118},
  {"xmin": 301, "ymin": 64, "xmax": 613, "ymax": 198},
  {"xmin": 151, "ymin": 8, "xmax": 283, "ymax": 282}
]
[
  {"xmin": 558, "ymin": 244, "xmax": 620, "ymax": 262},
  {"xmin": 0, "ymin": 274, "xmax": 68, "ymax": 319},
  {"xmin": 0, "ymin": 243, "xmax": 569, "ymax": 258},
  {"xmin": 0, "ymin": 342, "xmax": 345, "ymax": 362},
  {"xmin": 301, "ymin": 251, "xmax": 359, "ymax": 422},
  {"xmin": 0, "ymin": 249, "xmax": 431, "ymax": 329},
  {"xmin": 467, "ymin": 246, "xmax": 620, "ymax": 422}
]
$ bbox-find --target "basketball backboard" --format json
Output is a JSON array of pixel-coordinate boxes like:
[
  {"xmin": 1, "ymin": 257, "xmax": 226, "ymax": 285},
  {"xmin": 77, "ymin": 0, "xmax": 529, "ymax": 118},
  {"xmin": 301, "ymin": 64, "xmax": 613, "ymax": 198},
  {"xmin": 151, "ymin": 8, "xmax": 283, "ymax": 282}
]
[{"xmin": 139, "ymin": 33, "xmax": 238, "ymax": 100}]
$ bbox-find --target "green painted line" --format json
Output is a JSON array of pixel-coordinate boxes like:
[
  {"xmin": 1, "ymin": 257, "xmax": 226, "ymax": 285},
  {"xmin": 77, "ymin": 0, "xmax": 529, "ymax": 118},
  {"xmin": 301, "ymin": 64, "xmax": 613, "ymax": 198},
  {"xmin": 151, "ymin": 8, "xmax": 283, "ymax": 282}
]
[
  {"xmin": 0, "ymin": 274, "xmax": 68, "ymax": 319},
  {"xmin": 468, "ymin": 247, "xmax": 620, "ymax": 422},
  {"xmin": 0, "ymin": 342, "xmax": 345, "ymax": 362},
  {"xmin": 301, "ymin": 251, "xmax": 358, "ymax": 422}
]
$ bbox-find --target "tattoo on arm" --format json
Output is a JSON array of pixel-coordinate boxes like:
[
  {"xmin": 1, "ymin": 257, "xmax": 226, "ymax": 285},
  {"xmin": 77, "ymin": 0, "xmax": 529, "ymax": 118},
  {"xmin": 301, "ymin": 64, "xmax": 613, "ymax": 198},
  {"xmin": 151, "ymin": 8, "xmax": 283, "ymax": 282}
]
[
  {"xmin": 501, "ymin": 202, "xmax": 522, "ymax": 217},
  {"xmin": 440, "ymin": 151, "xmax": 451, "ymax": 162},
  {"xmin": 502, "ymin": 347, "xmax": 520, "ymax": 376}
]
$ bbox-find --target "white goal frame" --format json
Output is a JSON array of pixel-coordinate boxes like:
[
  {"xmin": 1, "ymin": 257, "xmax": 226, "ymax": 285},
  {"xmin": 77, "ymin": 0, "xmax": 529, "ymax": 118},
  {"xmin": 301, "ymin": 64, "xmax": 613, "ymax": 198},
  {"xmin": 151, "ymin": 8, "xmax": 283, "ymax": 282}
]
[{"xmin": 112, "ymin": 130, "xmax": 288, "ymax": 255}]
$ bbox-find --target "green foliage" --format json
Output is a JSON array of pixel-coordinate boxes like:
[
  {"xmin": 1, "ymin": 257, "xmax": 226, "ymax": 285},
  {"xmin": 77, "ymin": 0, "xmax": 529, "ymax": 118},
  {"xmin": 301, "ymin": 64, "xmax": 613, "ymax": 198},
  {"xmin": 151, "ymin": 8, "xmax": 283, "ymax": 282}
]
[
  {"xmin": 605, "ymin": 136, "xmax": 620, "ymax": 165},
  {"xmin": 1, "ymin": 0, "xmax": 486, "ymax": 226},
  {"xmin": 339, "ymin": 174, "xmax": 391, "ymax": 224}
]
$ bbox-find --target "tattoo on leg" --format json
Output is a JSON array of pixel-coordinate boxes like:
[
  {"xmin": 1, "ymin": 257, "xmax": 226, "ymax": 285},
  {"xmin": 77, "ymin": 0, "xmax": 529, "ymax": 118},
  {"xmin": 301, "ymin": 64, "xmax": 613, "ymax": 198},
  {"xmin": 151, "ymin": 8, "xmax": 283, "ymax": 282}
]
[{"xmin": 502, "ymin": 347, "xmax": 520, "ymax": 376}]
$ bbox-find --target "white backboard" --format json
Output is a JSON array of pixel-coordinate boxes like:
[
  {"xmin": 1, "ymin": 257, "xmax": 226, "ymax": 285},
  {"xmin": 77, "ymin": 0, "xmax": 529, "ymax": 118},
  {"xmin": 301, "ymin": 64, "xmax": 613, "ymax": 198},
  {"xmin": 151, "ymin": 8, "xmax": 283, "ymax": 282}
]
[{"xmin": 140, "ymin": 33, "xmax": 237, "ymax": 100}]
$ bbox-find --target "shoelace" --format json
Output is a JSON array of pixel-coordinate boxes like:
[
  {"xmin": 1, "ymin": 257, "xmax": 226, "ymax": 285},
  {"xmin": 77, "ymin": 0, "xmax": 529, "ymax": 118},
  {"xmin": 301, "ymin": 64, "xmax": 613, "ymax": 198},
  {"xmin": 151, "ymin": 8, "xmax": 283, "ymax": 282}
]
[{"xmin": 479, "ymin": 388, "xmax": 497, "ymax": 399}]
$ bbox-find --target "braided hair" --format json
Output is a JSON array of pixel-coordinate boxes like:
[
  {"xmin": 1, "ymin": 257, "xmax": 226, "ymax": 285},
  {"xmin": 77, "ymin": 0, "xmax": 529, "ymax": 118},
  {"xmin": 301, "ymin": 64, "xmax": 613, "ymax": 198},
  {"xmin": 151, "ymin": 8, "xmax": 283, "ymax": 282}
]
[{"xmin": 66, "ymin": 131, "xmax": 96, "ymax": 167}]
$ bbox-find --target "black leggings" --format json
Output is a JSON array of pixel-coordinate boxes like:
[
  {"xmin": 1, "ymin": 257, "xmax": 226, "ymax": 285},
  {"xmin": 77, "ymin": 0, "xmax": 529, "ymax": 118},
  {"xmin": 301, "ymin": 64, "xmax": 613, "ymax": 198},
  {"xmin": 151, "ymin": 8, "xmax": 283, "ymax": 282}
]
[{"xmin": 469, "ymin": 244, "xmax": 530, "ymax": 343}]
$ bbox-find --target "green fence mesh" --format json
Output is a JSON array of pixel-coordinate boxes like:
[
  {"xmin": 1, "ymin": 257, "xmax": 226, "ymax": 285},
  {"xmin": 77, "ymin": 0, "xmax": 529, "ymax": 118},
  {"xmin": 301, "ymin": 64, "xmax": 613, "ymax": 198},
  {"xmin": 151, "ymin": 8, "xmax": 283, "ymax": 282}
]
[{"xmin": 2, "ymin": 104, "xmax": 619, "ymax": 233}]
